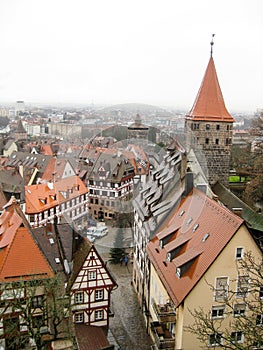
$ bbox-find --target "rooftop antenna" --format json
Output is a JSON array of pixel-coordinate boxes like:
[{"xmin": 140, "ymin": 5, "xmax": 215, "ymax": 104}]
[{"xmin": 210, "ymin": 34, "xmax": 215, "ymax": 57}]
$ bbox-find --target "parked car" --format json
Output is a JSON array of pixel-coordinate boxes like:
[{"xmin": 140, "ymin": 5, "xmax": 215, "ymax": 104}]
[
  {"xmin": 93, "ymin": 226, "xmax": 108, "ymax": 238},
  {"xmin": 86, "ymin": 227, "xmax": 97, "ymax": 235},
  {"xmin": 86, "ymin": 233, "xmax": 96, "ymax": 243}
]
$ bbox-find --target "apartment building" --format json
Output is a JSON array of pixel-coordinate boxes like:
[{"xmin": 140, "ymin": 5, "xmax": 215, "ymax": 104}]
[{"xmin": 146, "ymin": 188, "xmax": 262, "ymax": 349}]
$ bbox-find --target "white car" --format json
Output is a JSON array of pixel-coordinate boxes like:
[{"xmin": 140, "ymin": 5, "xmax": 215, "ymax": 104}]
[
  {"xmin": 93, "ymin": 226, "xmax": 108, "ymax": 238},
  {"xmin": 86, "ymin": 233, "xmax": 96, "ymax": 243}
]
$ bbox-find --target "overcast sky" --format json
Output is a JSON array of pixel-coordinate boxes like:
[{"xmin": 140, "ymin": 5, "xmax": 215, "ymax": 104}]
[{"xmin": 0, "ymin": 0, "xmax": 262, "ymax": 112}]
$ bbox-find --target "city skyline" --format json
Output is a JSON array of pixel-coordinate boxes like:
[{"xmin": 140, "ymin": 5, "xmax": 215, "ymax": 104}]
[{"xmin": 0, "ymin": 0, "xmax": 262, "ymax": 113}]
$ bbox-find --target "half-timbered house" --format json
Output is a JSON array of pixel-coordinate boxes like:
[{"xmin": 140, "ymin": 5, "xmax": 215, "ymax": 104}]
[
  {"xmin": 25, "ymin": 175, "xmax": 88, "ymax": 228},
  {"xmin": 67, "ymin": 240, "xmax": 117, "ymax": 328}
]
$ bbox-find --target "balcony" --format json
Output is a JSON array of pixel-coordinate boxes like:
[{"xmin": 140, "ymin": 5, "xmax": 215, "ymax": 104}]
[
  {"xmin": 151, "ymin": 322, "xmax": 175, "ymax": 350},
  {"xmin": 152, "ymin": 302, "xmax": 176, "ymax": 323}
]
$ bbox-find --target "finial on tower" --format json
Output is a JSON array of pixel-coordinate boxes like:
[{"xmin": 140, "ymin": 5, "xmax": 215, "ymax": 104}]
[{"xmin": 210, "ymin": 34, "xmax": 215, "ymax": 57}]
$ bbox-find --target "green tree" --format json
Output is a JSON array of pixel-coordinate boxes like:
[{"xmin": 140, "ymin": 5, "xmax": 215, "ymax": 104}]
[{"xmin": 186, "ymin": 252, "xmax": 263, "ymax": 349}]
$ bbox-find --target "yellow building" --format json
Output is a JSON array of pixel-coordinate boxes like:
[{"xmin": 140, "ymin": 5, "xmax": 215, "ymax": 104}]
[{"xmin": 147, "ymin": 188, "xmax": 262, "ymax": 349}]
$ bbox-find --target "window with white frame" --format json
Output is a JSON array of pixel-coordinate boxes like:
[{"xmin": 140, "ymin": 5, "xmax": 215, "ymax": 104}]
[
  {"xmin": 233, "ymin": 303, "xmax": 246, "ymax": 317},
  {"xmin": 95, "ymin": 289, "xmax": 104, "ymax": 301},
  {"xmin": 231, "ymin": 331, "xmax": 243, "ymax": 343},
  {"xmin": 209, "ymin": 333, "xmax": 222, "ymax": 346},
  {"xmin": 215, "ymin": 277, "xmax": 228, "ymax": 301},
  {"xmin": 211, "ymin": 305, "xmax": 225, "ymax": 319},
  {"xmin": 88, "ymin": 270, "xmax": 96, "ymax": 280},
  {"xmin": 236, "ymin": 275, "xmax": 249, "ymax": 298},
  {"xmin": 74, "ymin": 312, "xmax": 84, "ymax": 323},
  {"xmin": 256, "ymin": 314, "xmax": 263, "ymax": 326},
  {"xmin": 95, "ymin": 310, "xmax": 103, "ymax": 320},
  {"xmin": 236, "ymin": 247, "xmax": 244, "ymax": 259},
  {"xmin": 75, "ymin": 292, "xmax": 84, "ymax": 304}
]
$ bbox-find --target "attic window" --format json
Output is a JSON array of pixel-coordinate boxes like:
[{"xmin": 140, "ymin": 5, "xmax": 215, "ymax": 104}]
[
  {"xmin": 192, "ymin": 224, "xmax": 199, "ymax": 232},
  {"xmin": 49, "ymin": 238, "xmax": 55, "ymax": 245},
  {"xmin": 50, "ymin": 194, "xmax": 57, "ymax": 201},
  {"xmin": 163, "ymin": 261, "xmax": 167, "ymax": 267},
  {"xmin": 179, "ymin": 210, "xmax": 185, "ymax": 217},
  {"xmin": 202, "ymin": 233, "xmax": 210, "ymax": 242},
  {"xmin": 155, "ymin": 248, "xmax": 159, "ymax": 254},
  {"xmin": 186, "ymin": 217, "xmax": 193, "ymax": 225},
  {"xmin": 55, "ymin": 258, "xmax": 60, "ymax": 264},
  {"xmin": 39, "ymin": 198, "xmax": 47, "ymax": 205}
]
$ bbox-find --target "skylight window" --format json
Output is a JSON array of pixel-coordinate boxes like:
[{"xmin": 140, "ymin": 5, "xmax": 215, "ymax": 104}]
[
  {"xmin": 186, "ymin": 217, "xmax": 193, "ymax": 225},
  {"xmin": 49, "ymin": 238, "xmax": 55, "ymax": 245},
  {"xmin": 179, "ymin": 210, "xmax": 185, "ymax": 217},
  {"xmin": 192, "ymin": 224, "xmax": 199, "ymax": 232},
  {"xmin": 55, "ymin": 258, "xmax": 60, "ymax": 264},
  {"xmin": 202, "ymin": 233, "xmax": 210, "ymax": 242}
]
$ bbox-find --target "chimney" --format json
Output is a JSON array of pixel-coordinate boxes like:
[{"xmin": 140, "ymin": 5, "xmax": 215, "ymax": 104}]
[
  {"xmin": 232, "ymin": 207, "xmax": 243, "ymax": 218},
  {"xmin": 184, "ymin": 172, "xmax": 194, "ymax": 196}
]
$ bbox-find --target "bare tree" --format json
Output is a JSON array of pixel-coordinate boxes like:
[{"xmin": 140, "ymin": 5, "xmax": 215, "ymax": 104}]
[
  {"xmin": 186, "ymin": 252, "xmax": 263, "ymax": 349},
  {"xmin": 0, "ymin": 274, "xmax": 74, "ymax": 350}
]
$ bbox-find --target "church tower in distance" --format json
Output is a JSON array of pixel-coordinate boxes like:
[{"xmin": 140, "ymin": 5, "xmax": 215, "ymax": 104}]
[{"xmin": 185, "ymin": 35, "xmax": 235, "ymax": 186}]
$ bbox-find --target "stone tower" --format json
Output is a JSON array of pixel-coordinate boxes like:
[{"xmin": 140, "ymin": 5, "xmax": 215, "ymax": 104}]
[
  {"xmin": 185, "ymin": 38, "xmax": 235, "ymax": 186},
  {"xmin": 127, "ymin": 113, "xmax": 149, "ymax": 140}
]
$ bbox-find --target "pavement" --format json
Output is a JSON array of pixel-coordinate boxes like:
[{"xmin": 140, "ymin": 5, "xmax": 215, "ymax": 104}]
[{"xmin": 96, "ymin": 246, "xmax": 153, "ymax": 350}]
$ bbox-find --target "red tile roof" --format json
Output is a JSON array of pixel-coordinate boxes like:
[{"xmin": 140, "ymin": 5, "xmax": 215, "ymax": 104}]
[
  {"xmin": 41, "ymin": 144, "xmax": 54, "ymax": 156},
  {"xmin": 147, "ymin": 188, "xmax": 243, "ymax": 307},
  {"xmin": 41, "ymin": 158, "xmax": 75, "ymax": 182},
  {"xmin": 0, "ymin": 205, "xmax": 54, "ymax": 282},
  {"xmin": 25, "ymin": 175, "xmax": 88, "ymax": 214},
  {"xmin": 75, "ymin": 324, "xmax": 110, "ymax": 350},
  {"xmin": 186, "ymin": 57, "xmax": 235, "ymax": 122}
]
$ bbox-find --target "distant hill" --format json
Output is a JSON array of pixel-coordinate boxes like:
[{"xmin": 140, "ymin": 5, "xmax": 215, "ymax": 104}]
[{"xmin": 96, "ymin": 103, "xmax": 172, "ymax": 116}]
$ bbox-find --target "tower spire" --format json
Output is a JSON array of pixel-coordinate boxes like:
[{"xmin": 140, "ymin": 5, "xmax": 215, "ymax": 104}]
[{"xmin": 210, "ymin": 34, "xmax": 215, "ymax": 57}]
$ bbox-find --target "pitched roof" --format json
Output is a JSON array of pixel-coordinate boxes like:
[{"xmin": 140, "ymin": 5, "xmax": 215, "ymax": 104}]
[
  {"xmin": 32, "ymin": 223, "xmax": 75, "ymax": 274},
  {"xmin": 25, "ymin": 175, "xmax": 88, "ymax": 214},
  {"xmin": 66, "ymin": 239, "xmax": 117, "ymax": 293},
  {"xmin": 7, "ymin": 151, "xmax": 52, "ymax": 174},
  {"xmin": 41, "ymin": 158, "xmax": 75, "ymax": 182},
  {"xmin": 186, "ymin": 57, "xmax": 234, "ymax": 122},
  {"xmin": 0, "ymin": 202, "xmax": 54, "ymax": 282},
  {"xmin": 16, "ymin": 119, "xmax": 27, "ymax": 134},
  {"xmin": 75, "ymin": 324, "xmax": 111, "ymax": 350},
  {"xmin": 212, "ymin": 181, "xmax": 263, "ymax": 232},
  {"xmin": 146, "ymin": 188, "xmax": 243, "ymax": 307}
]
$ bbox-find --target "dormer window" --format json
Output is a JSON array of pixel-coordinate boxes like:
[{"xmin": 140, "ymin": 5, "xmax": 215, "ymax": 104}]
[
  {"xmin": 176, "ymin": 267, "xmax": 181, "ymax": 278},
  {"xmin": 39, "ymin": 198, "xmax": 47, "ymax": 205}
]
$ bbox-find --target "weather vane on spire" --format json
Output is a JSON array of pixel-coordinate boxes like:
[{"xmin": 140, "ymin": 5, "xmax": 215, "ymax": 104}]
[{"xmin": 210, "ymin": 34, "xmax": 215, "ymax": 57}]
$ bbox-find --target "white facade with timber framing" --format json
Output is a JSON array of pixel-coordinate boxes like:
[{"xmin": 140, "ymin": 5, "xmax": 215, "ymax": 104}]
[
  {"xmin": 25, "ymin": 176, "xmax": 89, "ymax": 228},
  {"xmin": 68, "ymin": 242, "xmax": 117, "ymax": 328}
]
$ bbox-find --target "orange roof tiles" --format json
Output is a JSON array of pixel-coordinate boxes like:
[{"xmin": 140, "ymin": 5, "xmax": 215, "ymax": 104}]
[
  {"xmin": 147, "ymin": 188, "xmax": 243, "ymax": 307},
  {"xmin": 186, "ymin": 57, "xmax": 235, "ymax": 122},
  {"xmin": 25, "ymin": 175, "xmax": 88, "ymax": 214},
  {"xmin": 0, "ymin": 205, "xmax": 54, "ymax": 282},
  {"xmin": 41, "ymin": 144, "xmax": 54, "ymax": 156}
]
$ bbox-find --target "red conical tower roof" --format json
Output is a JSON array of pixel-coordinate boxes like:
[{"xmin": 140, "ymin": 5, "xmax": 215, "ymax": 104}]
[{"xmin": 186, "ymin": 56, "xmax": 234, "ymax": 122}]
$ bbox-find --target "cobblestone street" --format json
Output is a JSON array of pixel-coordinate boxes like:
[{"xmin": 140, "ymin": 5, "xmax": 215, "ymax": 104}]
[{"xmin": 97, "ymin": 244, "xmax": 152, "ymax": 350}]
